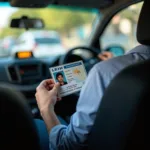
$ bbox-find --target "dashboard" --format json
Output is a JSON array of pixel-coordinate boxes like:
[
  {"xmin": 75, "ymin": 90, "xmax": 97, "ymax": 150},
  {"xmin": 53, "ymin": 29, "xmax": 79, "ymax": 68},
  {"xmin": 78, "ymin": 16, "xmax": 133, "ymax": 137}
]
[
  {"xmin": 0, "ymin": 57, "xmax": 58, "ymax": 81},
  {"xmin": 0, "ymin": 55, "xmax": 60, "ymax": 105},
  {"xmin": 0, "ymin": 53, "xmax": 87, "ymax": 117},
  {"xmin": 0, "ymin": 48, "xmax": 97, "ymax": 118}
]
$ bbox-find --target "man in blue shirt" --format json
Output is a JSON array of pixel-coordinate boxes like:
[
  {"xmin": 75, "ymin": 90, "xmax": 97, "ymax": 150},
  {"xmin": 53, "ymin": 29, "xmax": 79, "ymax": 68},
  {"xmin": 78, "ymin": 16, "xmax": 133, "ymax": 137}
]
[{"xmin": 35, "ymin": 45, "xmax": 149, "ymax": 150}]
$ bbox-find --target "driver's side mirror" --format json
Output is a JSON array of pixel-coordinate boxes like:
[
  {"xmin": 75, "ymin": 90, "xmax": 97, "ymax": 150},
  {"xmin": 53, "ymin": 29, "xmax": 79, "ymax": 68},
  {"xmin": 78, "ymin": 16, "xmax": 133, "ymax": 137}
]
[{"xmin": 104, "ymin": 45, "xmax": 125, "ymax": 57}]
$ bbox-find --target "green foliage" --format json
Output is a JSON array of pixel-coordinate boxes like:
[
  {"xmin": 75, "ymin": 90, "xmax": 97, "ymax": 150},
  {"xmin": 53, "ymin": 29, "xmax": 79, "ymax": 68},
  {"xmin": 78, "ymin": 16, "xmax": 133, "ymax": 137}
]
[
  {"xmin": 0, "ymin": 7, "xmax": 95, "ymax": 38},
  {"xmin": 120, "ymin": 2, "xmax": 143, "ymax": 23}
]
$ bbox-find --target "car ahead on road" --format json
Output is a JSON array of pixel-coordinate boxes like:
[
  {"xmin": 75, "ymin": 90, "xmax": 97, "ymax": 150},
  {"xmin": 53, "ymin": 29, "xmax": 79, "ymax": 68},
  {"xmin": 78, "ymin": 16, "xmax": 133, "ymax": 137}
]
[{"xmin": 12, "ymin": 30, "xmax": 66, "ymax": 57}]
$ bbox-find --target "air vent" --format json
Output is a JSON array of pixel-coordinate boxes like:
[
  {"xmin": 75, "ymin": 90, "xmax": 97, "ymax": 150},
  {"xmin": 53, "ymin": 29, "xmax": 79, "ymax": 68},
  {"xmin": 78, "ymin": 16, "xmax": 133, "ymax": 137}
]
[{"xmin": 8, "ymin": 66, "xmax": 19, "ymax": 82}]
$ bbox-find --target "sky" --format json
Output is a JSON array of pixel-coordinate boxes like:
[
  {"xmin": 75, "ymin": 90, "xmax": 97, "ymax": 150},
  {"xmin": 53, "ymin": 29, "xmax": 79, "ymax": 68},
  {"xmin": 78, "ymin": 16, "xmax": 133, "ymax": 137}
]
[{"xmin": 0, "ymin": 8, "xmax": 17, "ymax": 28}]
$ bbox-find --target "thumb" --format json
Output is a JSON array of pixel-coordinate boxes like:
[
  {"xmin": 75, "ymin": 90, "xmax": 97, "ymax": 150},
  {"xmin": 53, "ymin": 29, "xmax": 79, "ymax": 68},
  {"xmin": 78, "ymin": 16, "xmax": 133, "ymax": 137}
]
[{"xmin": 51, "ymin": 83, "xmax": 60, "ymax": 95}]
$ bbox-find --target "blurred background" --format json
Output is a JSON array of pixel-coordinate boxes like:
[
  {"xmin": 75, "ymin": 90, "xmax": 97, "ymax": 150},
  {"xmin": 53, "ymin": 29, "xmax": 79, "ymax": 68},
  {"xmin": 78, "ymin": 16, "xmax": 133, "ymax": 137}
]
[{"xmin": 0, "ymin": 2, "xmax": 143, "ymax": 58}]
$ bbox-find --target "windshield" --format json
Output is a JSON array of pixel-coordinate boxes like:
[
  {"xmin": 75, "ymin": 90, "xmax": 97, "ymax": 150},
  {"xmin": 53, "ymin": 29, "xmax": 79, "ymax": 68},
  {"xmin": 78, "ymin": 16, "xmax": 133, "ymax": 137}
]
[{"xmin": 0, "ymin": 3, "xmax": 98, "ymax": 58}]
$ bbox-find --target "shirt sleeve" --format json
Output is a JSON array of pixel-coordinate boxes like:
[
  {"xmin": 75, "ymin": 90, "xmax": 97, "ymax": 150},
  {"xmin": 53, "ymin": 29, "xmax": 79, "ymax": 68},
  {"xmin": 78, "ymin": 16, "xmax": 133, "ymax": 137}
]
[{"xmin": 49, "ymin": 64, "xmax": 111, "ymax": 150}]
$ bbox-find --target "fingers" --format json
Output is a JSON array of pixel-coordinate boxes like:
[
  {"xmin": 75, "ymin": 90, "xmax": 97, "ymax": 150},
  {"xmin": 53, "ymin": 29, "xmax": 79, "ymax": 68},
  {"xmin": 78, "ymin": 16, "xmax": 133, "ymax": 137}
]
[
  {"xmin": 98, "ymin": 52, "xmax": 113, "ymax": 61},
  {"xmin": 57, "ymin": 90, "xmax": 62, "ymax": 101},
  {"xmin": 52, "ymin": 83, "xmax": 61, "ymax": 101},
  {"xmin": 52, "ymin": 83, "xmax": 60, "ymax": 94},
  {"xmin": 103, "ymin": 52, "xmax": 113, "ymax": 58},
  {"xmin": 45, "ymin": 79, "xmax": 55, "ymax": 85},
  {"xmin": 98, "ymin": 54, "xmax": 108, "ymax": 61},
  {"xmin": 48, "ymin": 84, "xmax": 55, "ymax": 90},
  {"xmin": 45, "ymin": 79, "xmax": 55, "ymax": 90},
  {"xmin": 36, "ymin": 79, "xmax": 55, "ymax": 91},
  {"xmin": 36, "ymin": 79, "xmax": 60, "ymax": 98}
]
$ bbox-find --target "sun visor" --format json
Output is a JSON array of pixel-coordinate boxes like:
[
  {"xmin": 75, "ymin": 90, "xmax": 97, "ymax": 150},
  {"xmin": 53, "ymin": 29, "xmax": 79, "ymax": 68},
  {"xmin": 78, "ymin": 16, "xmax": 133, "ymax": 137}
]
[{"xmin": 10, "ymin": 0, "xmax": 114, "ymax": 8}]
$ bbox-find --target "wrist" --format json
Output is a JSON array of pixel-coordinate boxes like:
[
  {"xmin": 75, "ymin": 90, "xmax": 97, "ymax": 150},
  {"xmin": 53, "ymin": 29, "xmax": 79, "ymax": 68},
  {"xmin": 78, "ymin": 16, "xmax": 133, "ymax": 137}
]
[
  {"xmin": 40, "ymin": 105, "xmax": 54, "ymax": 116},
  {"xmin": 40, "ymin": 106, "xmax": 60, "ymax": 133}
]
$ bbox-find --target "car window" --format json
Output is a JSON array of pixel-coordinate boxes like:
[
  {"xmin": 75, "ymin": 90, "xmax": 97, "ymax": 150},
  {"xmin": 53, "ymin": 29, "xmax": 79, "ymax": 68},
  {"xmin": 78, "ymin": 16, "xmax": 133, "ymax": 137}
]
[{"xmin": 100, "ymin": 2, "xmax": 143, "ymax": 54}]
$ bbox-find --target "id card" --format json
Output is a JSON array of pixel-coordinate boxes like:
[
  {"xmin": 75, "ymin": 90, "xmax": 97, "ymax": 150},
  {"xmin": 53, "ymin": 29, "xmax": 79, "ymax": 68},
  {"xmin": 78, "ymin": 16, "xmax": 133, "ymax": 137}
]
[{"xmin": 50, "ymin": 61, "xmax": 87, "ymax": 97}]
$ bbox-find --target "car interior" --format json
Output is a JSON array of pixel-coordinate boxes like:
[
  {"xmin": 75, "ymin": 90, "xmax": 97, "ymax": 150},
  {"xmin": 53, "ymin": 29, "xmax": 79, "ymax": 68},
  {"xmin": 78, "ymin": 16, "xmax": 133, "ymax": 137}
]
[{"xmin": 0, "ymin": 0, "xmax": 145, "ymax": 149}]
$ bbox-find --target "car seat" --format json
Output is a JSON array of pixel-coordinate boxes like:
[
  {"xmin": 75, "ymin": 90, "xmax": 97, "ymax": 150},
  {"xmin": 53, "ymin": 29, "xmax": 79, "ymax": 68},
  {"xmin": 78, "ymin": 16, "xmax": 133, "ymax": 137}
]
[
  {"xmin": 88, "ymin": 0, "xmax": 148, "ymax": 149},
  {"xmin": 0, "ymin": 85, "xmax": 40, "ymax": 150}
]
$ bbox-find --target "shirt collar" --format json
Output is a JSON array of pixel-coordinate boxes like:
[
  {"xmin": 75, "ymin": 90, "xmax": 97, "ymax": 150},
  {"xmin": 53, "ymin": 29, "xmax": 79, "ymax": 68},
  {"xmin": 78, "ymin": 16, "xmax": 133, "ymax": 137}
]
[{"xmin": 126, "ymin": 45, "xmax": 150, "ymax": 55}]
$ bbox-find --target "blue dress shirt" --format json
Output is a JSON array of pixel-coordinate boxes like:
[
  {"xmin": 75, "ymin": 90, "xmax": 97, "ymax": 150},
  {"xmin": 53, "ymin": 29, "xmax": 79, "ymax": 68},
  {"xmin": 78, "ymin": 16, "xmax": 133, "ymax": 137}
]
[{"xmin": 49, "ymin": 45, "xmax": 150, "ymax": 150}]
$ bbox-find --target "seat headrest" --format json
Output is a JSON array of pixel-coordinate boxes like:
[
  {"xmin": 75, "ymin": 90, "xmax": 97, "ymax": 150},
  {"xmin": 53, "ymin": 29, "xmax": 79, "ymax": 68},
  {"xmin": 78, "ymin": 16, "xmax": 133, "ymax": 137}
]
[
  {"xmin": 88, "ymin": 58, "xmax": 146, "ymax": 150},
  {"xmin": 0, "ymin": 85, "xmax": 40, "ymax": 150},
  {"xmin": 137, "ymin": 0, "xmax": 150, "ymax": 45}
]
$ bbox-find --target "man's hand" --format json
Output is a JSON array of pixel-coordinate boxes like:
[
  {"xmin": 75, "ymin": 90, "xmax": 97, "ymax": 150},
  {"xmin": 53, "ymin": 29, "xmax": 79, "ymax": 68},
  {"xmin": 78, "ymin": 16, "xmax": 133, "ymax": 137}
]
[
  {"xmin": 35, "ymin": 79, "xmax": 61, "ymax": 133},
  {"xmin": 98, "ymin": 51, "xmax": 113, "ymax": 61},
  {"xmin": 35, "ymin": 79, "xmax": 60, "ymax": 113}
]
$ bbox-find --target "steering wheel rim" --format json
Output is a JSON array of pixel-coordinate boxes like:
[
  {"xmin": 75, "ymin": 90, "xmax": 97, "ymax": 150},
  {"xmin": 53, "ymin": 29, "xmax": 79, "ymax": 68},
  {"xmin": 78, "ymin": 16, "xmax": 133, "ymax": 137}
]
[{"xmin": 59, "ymin": 46, "xmax": 100, "ymax": 65}]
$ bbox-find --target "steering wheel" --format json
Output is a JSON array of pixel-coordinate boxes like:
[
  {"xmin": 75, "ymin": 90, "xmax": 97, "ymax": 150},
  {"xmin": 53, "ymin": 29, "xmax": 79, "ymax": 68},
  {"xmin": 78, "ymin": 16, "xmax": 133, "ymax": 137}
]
[{"xmin": 59, "ymin": 46, "xmax": 100, "ymax": 72}]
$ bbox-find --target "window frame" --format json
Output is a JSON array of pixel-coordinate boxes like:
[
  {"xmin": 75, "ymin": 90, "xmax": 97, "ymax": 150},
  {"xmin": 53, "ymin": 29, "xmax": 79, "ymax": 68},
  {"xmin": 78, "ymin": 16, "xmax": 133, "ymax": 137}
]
[{"xmin": 89, "ymin": 0, "xmax": 143, "ymax": 51}]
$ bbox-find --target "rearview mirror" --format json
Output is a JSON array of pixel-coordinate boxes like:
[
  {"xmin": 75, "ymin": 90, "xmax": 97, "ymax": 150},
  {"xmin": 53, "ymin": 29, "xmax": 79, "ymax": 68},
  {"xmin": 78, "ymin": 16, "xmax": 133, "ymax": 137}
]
[
  {"xmin": 10, "ymin": 16, "xmax": 45, "ymax": 30},
  {"xmin": 104, "ymin": 45, "xmax": 125, "ymax": 57}
]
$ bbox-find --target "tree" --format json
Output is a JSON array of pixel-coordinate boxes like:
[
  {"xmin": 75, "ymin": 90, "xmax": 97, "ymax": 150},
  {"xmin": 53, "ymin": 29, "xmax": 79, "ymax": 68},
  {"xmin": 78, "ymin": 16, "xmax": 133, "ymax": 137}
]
[{"xmin": 0, "ymin": 7, "xmax": 95, "ymax": 38}]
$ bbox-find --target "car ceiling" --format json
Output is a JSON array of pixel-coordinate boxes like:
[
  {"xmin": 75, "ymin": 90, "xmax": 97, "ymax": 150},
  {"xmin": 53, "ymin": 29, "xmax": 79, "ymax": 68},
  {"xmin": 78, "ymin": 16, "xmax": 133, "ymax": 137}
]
[{"xmin": 0, "ymin": 0, "xmax": 143, "ymax": 9}]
